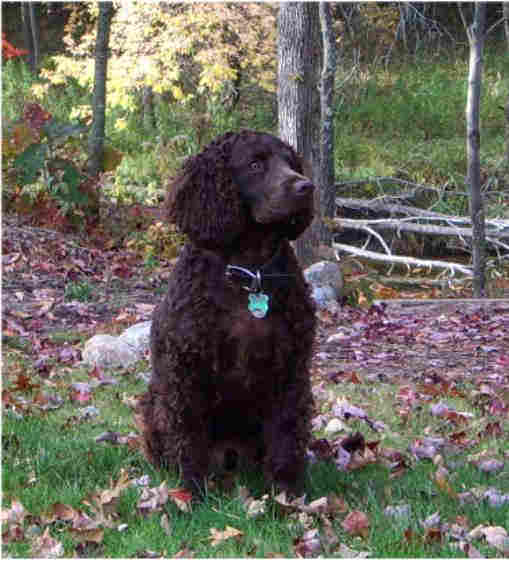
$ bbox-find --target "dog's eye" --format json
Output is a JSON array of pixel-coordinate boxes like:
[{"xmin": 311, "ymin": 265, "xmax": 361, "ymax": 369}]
[{"xmin": 249, "ymin": 161, "xmax": 263, "ymax": 172}]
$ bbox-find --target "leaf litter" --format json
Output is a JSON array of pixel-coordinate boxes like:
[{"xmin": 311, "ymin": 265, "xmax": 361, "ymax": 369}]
[{"xmin": 3, "ymin": 217, "xmax": 509, "ymax": 556}]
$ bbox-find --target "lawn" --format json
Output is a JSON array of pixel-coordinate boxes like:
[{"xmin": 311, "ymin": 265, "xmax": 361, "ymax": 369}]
[{"xmin": 3, "ymin": 299, "xmax": 509, "ymax": 557}]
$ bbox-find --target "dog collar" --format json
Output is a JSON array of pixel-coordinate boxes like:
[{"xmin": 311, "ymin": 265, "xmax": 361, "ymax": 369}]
[{"xmin": 225, "ymin": 245, "xmax": 295, "ymax": 318}]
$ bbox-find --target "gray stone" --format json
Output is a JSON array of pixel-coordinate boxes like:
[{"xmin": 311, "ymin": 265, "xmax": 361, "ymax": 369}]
[
  {"xmin": 82, "ymin": 321, "xmax": 152, "ymax": 369},
  {"xmin": 304, "ymin": 261, "xmax": 343, "ymax": 310},
  {"xmin": 118, "ymin": 321, "xmax": 151, "ymax": 354},
  {"xmin": 82, "ymin": 334, "xmax": 140, "ymax": 368}
]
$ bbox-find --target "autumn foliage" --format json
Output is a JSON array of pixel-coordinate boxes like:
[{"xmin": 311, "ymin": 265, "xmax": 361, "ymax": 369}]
[{"xmin": 2, "ymin": 33, "xmax": 28, "ymax": 60}]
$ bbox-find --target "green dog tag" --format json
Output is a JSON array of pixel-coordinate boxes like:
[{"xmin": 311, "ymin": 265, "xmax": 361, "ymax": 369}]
[{"xmin": 248, "ymin": 293, "xmax": 269, "ymax": 318}]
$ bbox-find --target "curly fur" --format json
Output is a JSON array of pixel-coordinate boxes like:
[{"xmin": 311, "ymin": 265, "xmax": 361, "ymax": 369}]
[{"xmin": 139, "ymin": 130, "xmax": 316, "ymax": 495}]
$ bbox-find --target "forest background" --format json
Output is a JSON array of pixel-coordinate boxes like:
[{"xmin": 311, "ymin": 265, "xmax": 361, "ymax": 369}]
[
  {"xmin": 3, "ymin": 3, "xmax": 509, "ymax": 559},
  {"xmin": 2, "ymin": 2, "xmax": 508, "ymax": 296}
]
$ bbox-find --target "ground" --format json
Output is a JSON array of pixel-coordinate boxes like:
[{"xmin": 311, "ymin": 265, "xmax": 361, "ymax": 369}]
[
  {"xmin": 3, "ymin": 215, "xmax": 508, "ymax": 380},
  {"xmin": 3, "ymin": 216, "xmax": 509, "ymax": 558}
]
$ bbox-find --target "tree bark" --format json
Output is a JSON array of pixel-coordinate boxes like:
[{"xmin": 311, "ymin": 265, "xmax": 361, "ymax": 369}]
[
  {"xmin": 142, "ymin": 85, "xmax": 157, "ymax": 134},
  {"xmin": 504, "ymin": 2, "xmax": 509, "ymax": 50},
  {"xmin": 505, "ymin": 2, "xmax": 509, "ymax": 165},
  {"xmin": 505, "ymin": 92, "xmax": 509, "ymax": 165},
  {"xmin": 277, "ymin": 2, "xmax": 322, "ymax": 266},
  {"xmin": 318, "ymin": 2, "xmax": 336, "ymax": 246},
  {"xmin": 88, "ymin": 2, "xmax": 114, "ymax": 177},
  {"xmin": 463, "ymin": 3, "xmax": 487, "ymax": 298},
  {"xmin": 21, "ymin": 3, "xmax": 40, "ymax": 73}
]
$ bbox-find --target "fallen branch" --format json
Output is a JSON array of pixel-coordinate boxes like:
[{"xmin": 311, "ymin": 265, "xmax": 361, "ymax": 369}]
[
  {"xmin": 336, "ymin": 197, "xmax": 509, "ymax": 231},
  {"xmin": 333, "ymin": 242, "xmax": 473, "ymax": 277},
  {"xmin": 333, "ymin": 217, "xmax": 509, "ymax": 241}
]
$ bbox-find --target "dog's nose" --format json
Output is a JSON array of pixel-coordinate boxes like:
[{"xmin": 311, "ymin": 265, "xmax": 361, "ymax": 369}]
[{"xmin": 294, "ymin": 179, "xmax": 315, "ymax": 195}]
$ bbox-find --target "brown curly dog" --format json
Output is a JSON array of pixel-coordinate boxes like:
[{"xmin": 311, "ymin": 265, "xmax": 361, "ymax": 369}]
[{"xmin": 138, "ymin": 130, "xmax": 316, "ymax": 496}]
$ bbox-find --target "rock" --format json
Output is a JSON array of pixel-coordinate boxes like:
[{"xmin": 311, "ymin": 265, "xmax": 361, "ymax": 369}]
[
  {"xmin": 82, "ymin": 334, "xmax": 140, "ymax": 368},
  {"xmin": 304, "ymin": 261, "xmax": 343, "ymax": 310},
  {"xmin": 118, "ymin": 321, "xmax": 151, "ymax": 354},
  {"xmin": 82, "ymin": 321, "xmax": 151, "ymax": 369},
  {"xmin": 324, "ymin": 418, "xmax": 346, "ymax": 435}
]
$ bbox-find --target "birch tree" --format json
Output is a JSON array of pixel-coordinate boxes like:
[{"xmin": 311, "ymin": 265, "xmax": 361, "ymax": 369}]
[
  {"xmin": 505, "ymin": 3, "xmax": 509, "ymax": 164},
  {"xmin": 460, "ymin": 3, "xmax": 487, "ymax": 298},
  {"xmin": 318, "ymin": 2, "xmax": 337, "ymax": 246}
]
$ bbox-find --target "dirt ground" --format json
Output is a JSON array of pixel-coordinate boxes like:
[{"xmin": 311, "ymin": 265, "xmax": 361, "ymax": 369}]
[{"xmin": 3, "ymin": 216, "xmax": 509, "ymax": 382}]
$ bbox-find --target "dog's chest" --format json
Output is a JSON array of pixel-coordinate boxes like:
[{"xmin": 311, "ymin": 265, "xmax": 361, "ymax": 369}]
[{"xmin": 217, "ymin": 298, "xmax": 293, "ymax": 378}]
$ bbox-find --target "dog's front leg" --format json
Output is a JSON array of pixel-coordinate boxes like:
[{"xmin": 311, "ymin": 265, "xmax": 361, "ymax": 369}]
[
  {"xmin": 263, "ymin": 381, "xmax": 311, "ymax": 495},
  {"xmin": 176, "ymin": 399, "xmax": 212, "ymax": 498}
]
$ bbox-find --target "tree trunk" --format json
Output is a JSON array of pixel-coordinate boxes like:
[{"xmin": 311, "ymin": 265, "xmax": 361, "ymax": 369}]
[
  {"xmin": 88, "ymin": 2, "xmax": 114, "ymax": 177},
  {"xmin": 505, "ymin": 92, "xmax": 509, "ymax": 165},
  {"xmin": 504, "ymin": 2, "xmax": 509, "ymax": 50},
  {"xmin": 318, "ymin": 2, "xmax": 337, "ymax": 246},
  {"xmin": 277, "ymin": 2, "xmax": 322, "ymax": 266},
  {"xmin": 505, "ymin": 3, "xmax": 509, "ymax": 165},
  {"xmin": 464, "ymin": 3, "xmax": 487, "ymax": 298},
  {"xmin": 21, "ymin": 3, "xmax": 40, "ymax": 73},
  {"xmin": 142, "ymin": 85, "xmax": 157, "ymax": 134}
]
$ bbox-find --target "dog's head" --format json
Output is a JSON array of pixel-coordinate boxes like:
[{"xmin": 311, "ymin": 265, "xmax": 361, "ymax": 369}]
[{"xmin": 166, "ymin": 130, "xmax": 315, "ymax": 250}]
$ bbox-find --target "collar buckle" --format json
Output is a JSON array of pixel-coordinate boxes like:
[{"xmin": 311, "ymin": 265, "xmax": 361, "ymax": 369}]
[{"xmin": 225, "ymin": 265, "xmax": 263, "ymax": 292}]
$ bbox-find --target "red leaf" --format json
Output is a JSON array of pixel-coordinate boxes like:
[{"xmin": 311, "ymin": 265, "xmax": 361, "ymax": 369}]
[
  {"xmin": 341, "ymin": 510, "xmax": 370, "ymax": 537},
  {"xmin": 169, "ymin": 488, "xmax": 192, "ymax": 512}
]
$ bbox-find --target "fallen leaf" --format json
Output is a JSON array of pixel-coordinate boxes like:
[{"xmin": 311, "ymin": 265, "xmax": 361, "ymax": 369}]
[
  {"xmin": 294, "ymin": 528, "xmax": 322, "ymax": 557},
  {"xmin": 335, "ymin": 543, "xmax": 372, "ymax": 558},
  {"xmin": 69, "ymin": 527, "xmax": 104, "ymax": 544},
  {"xmin": 308, "ymin": 438, "xmax": 334, "ymax": 460},
  {"xmin": 421, "ymin": 511, "xmax": 441, "ymax": 528},
  {"xmin": 1, "ymin": 499, "xmax": 27, "ymax": 525},
  {"xmin": 169, "ymin": 487, "xmax": 192, "ymax": 512},
  {"xmin": 434, "ymin": 466, "xmax": 457, "ymax": 498},
  {"xmin": 424, "ymin": 527, "xmax": 443, "ymax": 544},
  {"xmin": 482, "ymin": 487, "xmax": 509, "ymax": 507},
  {"xmin": 319, "ymin": 514, "xmax": 340, "ymax": 551},
  {"xmin": 41, "ymin": 503, "xmax": 77, "ymax": 524},
  {"xmin": 31, "ymin": 527, "xmax": 64, "ymax": 558},
  {"xmin": 341, "ymin": 510, "xmax": 370, "ymax": 538},
  {"xmin": 384, "ymin": 504, "xmax": 411, "ymax": 521},
  {"xmin": 475, "ymin": 459, "xmax": 504, "ymax": 474},
  {"xmin": 479, "ymin": 421, "xmax": 503, "ymax": 438},
  {"xmin": 335, "ymin": 445, "xmax": 351, "ymax": 471},
  {"xmin": 137, "ymin": 481, "xmax": 169, "ymax": 515},
  {"xmin": 83, "ymin": 469, "xmax": 131, "ymax": 525},
  {"xmin": 209, "ymin": 526, "xmax": 244, "ymax": 547},
  {"xmin": 173, "ymin": 547, "xmax": 194, "ymax": 557},
  {"xmin": 482, "ymin": 526, "xmax": 509, "ymax": 554},
  {"xmin": 160, "ymin": 513, "xmax": 172, "ymax": 536}
]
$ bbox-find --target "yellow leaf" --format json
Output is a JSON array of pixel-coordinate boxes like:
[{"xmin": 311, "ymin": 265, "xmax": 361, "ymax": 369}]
[
  {"xmin": 434, "ymin": 466, "xmax": 457, "ymax": 498},
  {"xmin": 209, "ymin": 526, "xmax": 244, "ymax": 547}
]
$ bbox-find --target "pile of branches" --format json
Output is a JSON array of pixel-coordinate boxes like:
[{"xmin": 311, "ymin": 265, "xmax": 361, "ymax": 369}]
[{"xmin": 332, "ymin": 177, "xmax": 509, "ymax": 279}]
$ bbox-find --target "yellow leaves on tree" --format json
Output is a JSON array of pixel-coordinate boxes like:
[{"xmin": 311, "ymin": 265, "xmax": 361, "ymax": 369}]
[{"xmin": 48, "ymin": 2, "xmax": 277, "ymax": 111}]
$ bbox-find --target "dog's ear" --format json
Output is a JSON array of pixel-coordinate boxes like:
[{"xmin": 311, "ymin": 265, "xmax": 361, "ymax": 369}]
[{"xmin": 165, "ymin": 135, "xmax": 246, "ymax": 249}]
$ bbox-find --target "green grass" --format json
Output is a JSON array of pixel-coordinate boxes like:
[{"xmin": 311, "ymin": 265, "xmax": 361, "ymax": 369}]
[
  {"xmin": 335, "ymin": 48, "xmax": 508, "ymax": 188},
  {"xmin": 3, "ymin": 341, "xmax": 509, "ymax": 558}
]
